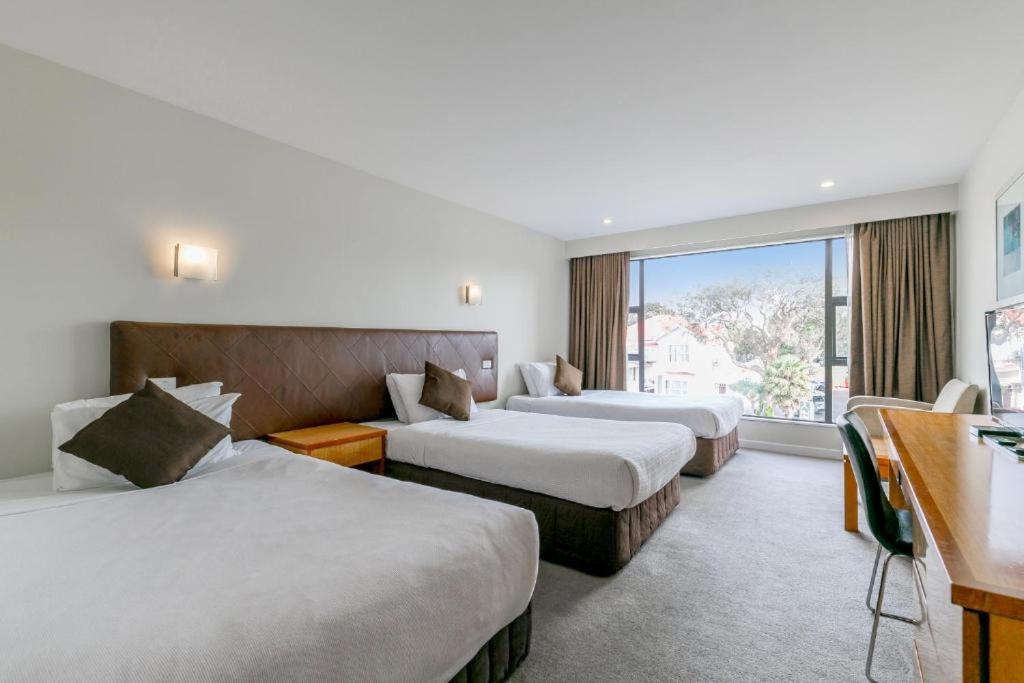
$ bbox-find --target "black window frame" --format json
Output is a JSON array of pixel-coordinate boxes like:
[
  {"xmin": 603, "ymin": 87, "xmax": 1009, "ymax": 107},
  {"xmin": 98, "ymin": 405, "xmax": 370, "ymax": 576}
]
[
  {"xmin": 823, "ymin": 238, "xmax": 848, "ymax": 423},
  {"xmin": 629, "ymin": 236, "xmax": 849, "ymax": 423},
  {"xmin": 627, "ymin": 259, "xmax": 646, "ymax": 391}
]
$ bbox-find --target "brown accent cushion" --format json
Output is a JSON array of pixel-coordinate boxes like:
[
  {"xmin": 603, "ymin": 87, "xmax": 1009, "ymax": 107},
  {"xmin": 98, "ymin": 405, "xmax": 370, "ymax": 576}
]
[
  {"xmin": 59, "ymin": 381, "xmax": 231, "ymax": 488},
  {"xmin": 554, "ymin": 355, "xmax": 583, "ymax": 396},
  {"xmin": 419, "ymin": 361, "xmax": 473, "ymax": 420}
]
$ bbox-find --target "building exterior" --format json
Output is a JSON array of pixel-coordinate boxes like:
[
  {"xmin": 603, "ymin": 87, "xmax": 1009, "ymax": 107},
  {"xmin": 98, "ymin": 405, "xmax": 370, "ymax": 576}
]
[{"xmin": 626, "ymin": 315, "xmax": 755, "ymax": 398}]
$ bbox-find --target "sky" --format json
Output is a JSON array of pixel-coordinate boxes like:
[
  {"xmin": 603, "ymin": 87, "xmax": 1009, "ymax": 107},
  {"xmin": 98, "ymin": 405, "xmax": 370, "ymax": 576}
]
[{"xmin": 632, "ymin": 239, "xmax": 845, "ymax": 306}]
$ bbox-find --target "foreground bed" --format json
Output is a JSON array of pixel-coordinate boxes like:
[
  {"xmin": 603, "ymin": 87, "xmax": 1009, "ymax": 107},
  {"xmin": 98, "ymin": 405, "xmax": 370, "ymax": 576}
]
[
  {"xmin": 0, "ymin": 441, "xmax": 538, "ymax": 682},
  {"xmin": 506, "ymin": 390, "xmax": 742, "ymax": 476},
  {"xmin": 371, "ymin": 409, "xmax": 695, "ymax": 575}
]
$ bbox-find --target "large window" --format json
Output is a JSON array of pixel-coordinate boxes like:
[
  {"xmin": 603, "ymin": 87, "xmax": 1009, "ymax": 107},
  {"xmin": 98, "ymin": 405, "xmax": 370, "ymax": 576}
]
[{"xmin": 628, "ymin": 237, "xmax": 849, "ymax": 422}]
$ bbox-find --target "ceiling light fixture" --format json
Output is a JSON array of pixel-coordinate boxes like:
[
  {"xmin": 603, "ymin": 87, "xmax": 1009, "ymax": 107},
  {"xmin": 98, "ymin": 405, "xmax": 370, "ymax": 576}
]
[
  {"xmin": 602, "ymin": 217, "xmax": 613, "ymax": 225},
  {"xmin": 820, "ymin": 179, "xmax": 836, "ymax": 189}
]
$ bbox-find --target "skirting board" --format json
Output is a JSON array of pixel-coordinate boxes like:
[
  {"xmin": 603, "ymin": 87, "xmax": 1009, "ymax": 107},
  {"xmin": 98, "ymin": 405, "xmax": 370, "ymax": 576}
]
[{"xmin": 739, "ymin": 438, "xmax": 842, "ymax": 461}]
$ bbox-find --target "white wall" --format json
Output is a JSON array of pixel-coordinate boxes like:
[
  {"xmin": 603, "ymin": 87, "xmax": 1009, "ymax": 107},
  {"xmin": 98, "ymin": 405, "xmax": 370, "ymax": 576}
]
[
  {"xmin": 0, "ymin": 45, "xmax": 569, "ymax": 478},
  {"xmin": 957, "ymin": 87, "xmax": 1024, "ymax": 406},
  {"xmin": 568, "ymin": 184, "xmax": 960, "ymax": 458}
]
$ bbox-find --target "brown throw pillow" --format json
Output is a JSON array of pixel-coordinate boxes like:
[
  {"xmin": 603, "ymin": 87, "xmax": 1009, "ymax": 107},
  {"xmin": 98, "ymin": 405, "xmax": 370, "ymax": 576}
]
[
  {"xmin": 419, "ymin": 361, "xmax": 473, "ymax": 420},
  {"xmin": 59, "ymin": 380, "xmax": 231, "ymax": 488},
  {"xmin": 554, "ymin": 355, "xmax": 583, "ymax": 396}
]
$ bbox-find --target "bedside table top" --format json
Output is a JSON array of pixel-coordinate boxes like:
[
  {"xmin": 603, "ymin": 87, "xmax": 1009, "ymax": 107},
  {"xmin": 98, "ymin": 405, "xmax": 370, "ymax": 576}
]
[{"xmin": 267, "ymin": 422, "xmax": 386, "ymax": 450}]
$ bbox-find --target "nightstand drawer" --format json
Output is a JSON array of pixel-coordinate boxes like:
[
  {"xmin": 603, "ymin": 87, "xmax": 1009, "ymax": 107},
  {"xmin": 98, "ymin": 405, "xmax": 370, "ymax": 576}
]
[{"xmin": 279, "ymin": 437, "xmax": 383, "ymax": 467}]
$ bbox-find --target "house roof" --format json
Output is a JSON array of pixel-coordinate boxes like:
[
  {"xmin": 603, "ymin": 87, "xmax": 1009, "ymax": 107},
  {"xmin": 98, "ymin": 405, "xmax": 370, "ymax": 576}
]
[{"xmin": 626, "ymin": 314, "xmax": 689, "ymax": 353}]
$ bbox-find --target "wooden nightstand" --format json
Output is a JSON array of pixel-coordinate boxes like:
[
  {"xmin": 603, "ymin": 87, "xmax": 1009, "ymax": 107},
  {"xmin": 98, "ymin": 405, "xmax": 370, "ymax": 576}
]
[{"xmin": 267, "ymin": 423, "xmax": 387, "ymax": 473}]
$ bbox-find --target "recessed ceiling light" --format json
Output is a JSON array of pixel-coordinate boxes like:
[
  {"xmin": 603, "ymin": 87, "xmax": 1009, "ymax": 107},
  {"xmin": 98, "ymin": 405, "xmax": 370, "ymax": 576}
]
[
  {"xmin": 602, "ymin": 217, "xmax": 614, "ymax": 225},
  {"xmin": 820, "ymin": 179, "xmax": 836, "ymax": 189}
]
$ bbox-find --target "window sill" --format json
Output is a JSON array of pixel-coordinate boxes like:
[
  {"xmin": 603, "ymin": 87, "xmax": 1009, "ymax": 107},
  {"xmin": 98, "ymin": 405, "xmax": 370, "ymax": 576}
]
[{"xmin": 740, "ymin": 416, "xmax": 837, "ymax": 428}]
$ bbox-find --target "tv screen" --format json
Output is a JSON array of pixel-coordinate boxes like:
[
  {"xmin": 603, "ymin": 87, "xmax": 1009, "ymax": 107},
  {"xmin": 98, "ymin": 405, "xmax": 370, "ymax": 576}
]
[{"xmin": 987, "ymin": 303, "xmax": 1024, "ymax": 433}]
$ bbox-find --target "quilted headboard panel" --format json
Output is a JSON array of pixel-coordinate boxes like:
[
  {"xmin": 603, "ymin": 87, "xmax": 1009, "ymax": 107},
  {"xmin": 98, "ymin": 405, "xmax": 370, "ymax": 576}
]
[{"xmin": 110, "ymin": 321, "xmax": 498, "ymax": 440}]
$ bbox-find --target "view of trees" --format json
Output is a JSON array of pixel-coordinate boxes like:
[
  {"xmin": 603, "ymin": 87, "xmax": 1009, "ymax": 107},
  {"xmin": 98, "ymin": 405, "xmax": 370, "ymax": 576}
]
[
  {"xmin": 655, "ymin": 275, "xmax": 825, "ymax": 419},
  {"xmin": 630, "ymin": 238, "xmax": 848, "ymax": 421}
]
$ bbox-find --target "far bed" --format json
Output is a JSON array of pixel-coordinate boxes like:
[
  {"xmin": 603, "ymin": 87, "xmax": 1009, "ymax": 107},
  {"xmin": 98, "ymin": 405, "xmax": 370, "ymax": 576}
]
[
  {"xmin": 506, "ymin": 390, "xmax": 742, "ymax": 476},
  {"xmin": 369, "ymin": 409, "xmax": 696, "ymax": 576}
]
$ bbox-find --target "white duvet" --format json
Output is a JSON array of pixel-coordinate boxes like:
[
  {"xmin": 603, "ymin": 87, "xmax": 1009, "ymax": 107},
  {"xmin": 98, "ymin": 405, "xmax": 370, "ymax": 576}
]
[
  {"xmin": 506, "ymin": 390, "xmax": 744, "ymax": 438},
  {"xmin": 0, "ymin": 441, "xmax": 538, "ymax": 682},
  {"xmin": 379, "ymin": 409, "xmax": 695, "ymax": 510}
]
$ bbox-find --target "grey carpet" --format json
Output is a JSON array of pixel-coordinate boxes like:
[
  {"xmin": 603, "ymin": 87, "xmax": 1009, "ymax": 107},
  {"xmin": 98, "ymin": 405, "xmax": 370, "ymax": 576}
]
[{"xmin": 513, "ymin": 450, "xmax": 918, "ymax": 682}]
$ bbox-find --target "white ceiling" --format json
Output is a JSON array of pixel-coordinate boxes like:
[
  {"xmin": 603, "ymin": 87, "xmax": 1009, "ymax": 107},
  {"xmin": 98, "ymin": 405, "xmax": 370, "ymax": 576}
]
[{"xmin": 1, "ymin": 1, "xmax": 1023, "ymax": 240}]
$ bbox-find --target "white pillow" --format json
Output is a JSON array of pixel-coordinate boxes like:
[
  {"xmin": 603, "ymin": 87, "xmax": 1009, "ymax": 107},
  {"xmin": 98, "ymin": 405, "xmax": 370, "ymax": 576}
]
[
  {"xmin": 518, "ymin": 363, "xmax": 539, "ymax": 397},
  {"xmin": 387, "ymin": 369, "xmax": 477, "ymax": 424},
  {"xmin": 520, "ymin": 362, "xmax": 560, "ymax": 397},
  {"xmin": 51, "ymin": 390, "xmax": 239, "ymax": 491},
  {"xmin": 52, "ymin": 381, "xmax": 223, "ymax": 412},
  {"xmin": 182, "ymin": 394, "xmax": 240, "ymax": 475},
  {"xmin": 385, "ymin": 374, "xmax": 410, "ymax": 424}
]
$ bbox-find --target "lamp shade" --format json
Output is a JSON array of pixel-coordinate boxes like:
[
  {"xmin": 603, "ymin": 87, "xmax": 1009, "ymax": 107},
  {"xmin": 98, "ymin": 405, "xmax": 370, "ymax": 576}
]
[
  {"xmin": 463, "ymin": 283, "xmax": 482, "ymax": 305},
  {"xmin": 174, "ymin": 244, "xmax": 218, "ymax": 280}
]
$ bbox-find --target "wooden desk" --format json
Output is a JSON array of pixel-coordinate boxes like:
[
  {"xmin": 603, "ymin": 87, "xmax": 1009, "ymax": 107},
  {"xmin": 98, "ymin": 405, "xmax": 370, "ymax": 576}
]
[
  {"xmin": 842, "ymin": 436, "xmax": 905, "ymax": 531},
  {"xmin": 881, "ymin": 410, "xmax": 1024, "ymax": 682}
]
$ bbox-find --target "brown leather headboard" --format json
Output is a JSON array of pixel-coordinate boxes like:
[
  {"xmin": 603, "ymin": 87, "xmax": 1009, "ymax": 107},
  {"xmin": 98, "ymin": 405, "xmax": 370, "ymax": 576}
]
[{"xmin": 110, "ymin": 321, "xmax": 498, "ymax": 440}]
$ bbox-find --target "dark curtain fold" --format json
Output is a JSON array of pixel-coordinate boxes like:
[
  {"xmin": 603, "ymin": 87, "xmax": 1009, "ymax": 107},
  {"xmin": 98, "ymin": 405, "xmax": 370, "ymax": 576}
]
[
  {"xmin": 849, "ymin": 212, "xmax": 953, "ymax": 402},
  {"xmin": 569, "ymin": 252, "xmax": 630, "ymax": 390}
]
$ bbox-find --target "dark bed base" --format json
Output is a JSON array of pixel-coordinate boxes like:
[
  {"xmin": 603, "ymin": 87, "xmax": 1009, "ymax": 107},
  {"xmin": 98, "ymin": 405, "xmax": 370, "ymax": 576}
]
[
  {"xmin": 386, "ymin": 462, "xmax": 680, "ymax": 576},
  {"xmin": 450, "ymin": 603, "xmax": 531, "ymax": 683},
  {"xmin": 680, "ymin": 427, "xmax": 739, "ymax": 477}
]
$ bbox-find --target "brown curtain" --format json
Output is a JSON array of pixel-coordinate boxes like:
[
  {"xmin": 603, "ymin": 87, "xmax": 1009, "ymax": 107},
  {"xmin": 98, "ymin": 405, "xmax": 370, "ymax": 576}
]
[
  {"xmin": 849, "ymin": 212, "xmax": 953, "ymax": 402},
  {"xmin": 569, "ymin": 252, "xmax": 630, "ymax": 390}
]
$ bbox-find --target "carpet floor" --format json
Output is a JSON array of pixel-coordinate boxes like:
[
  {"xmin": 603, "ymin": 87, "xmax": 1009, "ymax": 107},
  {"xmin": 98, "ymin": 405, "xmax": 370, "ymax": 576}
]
[{"xmin": 513, "ymin": 450, "xmax": 919, "ymax": 682}]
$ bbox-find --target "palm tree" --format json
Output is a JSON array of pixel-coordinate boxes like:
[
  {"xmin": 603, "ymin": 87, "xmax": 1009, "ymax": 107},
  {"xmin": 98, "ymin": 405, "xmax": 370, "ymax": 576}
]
[{"xmin": 761, "ymin": 355, "xmax": 811, "ymax": 418}]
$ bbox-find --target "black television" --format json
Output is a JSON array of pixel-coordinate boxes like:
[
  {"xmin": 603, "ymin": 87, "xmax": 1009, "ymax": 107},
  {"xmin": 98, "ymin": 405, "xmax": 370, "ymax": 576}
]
[{"xmin": 986, "ymin": 302, "xmax": 1024, "ymax": 433}]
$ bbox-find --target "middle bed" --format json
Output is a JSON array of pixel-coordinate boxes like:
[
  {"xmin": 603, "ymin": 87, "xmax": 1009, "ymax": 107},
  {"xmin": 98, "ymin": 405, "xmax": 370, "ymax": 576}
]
[{"xmin": 368, "ymin": 409, "xmax": 695, "ymax": 576}]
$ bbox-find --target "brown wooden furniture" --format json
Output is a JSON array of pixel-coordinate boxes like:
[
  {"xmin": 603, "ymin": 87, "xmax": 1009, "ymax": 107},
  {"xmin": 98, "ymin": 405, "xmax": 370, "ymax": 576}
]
[
  {"xmin": 268, "ymin": 423, "xmax": 387, "ymax": 473},
  {"xmin": 880, "ymin": 409, "xmax": 1024, "ymax": 682},
  {"xmin": 842, "ymin": 436, "xmax": 904, "ymax": 531}
]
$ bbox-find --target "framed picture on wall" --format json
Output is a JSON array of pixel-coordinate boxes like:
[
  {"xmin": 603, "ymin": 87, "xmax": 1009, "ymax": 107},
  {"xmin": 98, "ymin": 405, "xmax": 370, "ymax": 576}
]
[{"xmin": 997, "ymin": 171, "xmax": 1024, "ymax": 301}]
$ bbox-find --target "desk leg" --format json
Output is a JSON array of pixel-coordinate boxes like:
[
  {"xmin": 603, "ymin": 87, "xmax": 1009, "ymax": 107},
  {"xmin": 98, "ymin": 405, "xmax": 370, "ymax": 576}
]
[
  {"xmin": 888, "ymin": 465, "xmax": 906, "ymax": 509},
  {"xmin": 843, "ymin": 454, "xmax": 858, "ymax": 532}
]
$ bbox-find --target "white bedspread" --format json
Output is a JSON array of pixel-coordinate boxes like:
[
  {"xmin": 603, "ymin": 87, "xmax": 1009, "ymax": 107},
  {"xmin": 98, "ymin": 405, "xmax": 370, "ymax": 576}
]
[
  {"xmin": 379, "ymin": 409, "xmax": 694, "ymax": 510},
  {"xmin": 506, "ymin": 390, "xmax": 744, "ymax": 438},
  {"xmin": 0, "ymin": 441, "xmax": 538, "ymax": 682}
]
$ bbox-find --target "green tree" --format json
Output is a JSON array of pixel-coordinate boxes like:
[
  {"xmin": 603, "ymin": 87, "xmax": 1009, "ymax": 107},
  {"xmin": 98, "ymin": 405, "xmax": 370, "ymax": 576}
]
[
  {"xmin": 761, "ymin": 355, "xmax": 811, "ymax": 418},
  {"xmin": 644, "ymin": 301, "xmax": 677, "ymax": 318},
  {"xmin": 730, "ymin": 377, "xmax": 764, "ymax": 415},
  {"xmin": 677, "ymin": 276, "xmax": 824, "ymax": 376}
]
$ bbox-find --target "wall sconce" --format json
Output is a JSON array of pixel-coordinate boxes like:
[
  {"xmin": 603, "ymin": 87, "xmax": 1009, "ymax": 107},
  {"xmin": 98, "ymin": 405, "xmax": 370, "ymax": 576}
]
[
  {"xmin": 174, "ymin": 244, "xmax": 218, "ymax": 281},
  {"xmin": 462, "ymin": 283, "xmax": 482, "ymax": 305}
]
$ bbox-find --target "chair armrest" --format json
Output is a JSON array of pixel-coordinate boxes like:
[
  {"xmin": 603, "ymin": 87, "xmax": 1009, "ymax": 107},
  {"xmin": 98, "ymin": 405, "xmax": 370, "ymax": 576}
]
[
  {"xmin": 846, "ymin": 396, "xmax": 934, "ymax": 412},
  {"xmin": 849, "ymin": 404, "xmax": 929, "ymax": 438}
]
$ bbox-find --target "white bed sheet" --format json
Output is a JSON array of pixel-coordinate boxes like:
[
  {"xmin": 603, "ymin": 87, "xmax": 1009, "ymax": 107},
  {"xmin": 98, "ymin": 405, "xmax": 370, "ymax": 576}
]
[
  {"xmin": 0, "ymin": 441, "xmax": 538, "ymax": 682},
  {"xmin": 0, "ymin": 472, "xmax": 134, "ymax": 515},
  {"xmin": 505, "ymin": 390, "xmax": 744, "ymax": 438},
  {"xmin": 372, "ymin": 409, "xmax": 694, "ymax": 510}
]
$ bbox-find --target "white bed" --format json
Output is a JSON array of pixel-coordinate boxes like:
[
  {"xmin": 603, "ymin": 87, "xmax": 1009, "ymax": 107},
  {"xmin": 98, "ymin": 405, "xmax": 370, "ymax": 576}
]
[
  {"xmin": 505, "ymin": 390, "xmax": 744, "ymax": 439},
  {"xmin": 0, "ymin": 440, "xmax": 538, "ymax": 682},
  {"xmin": 366, "ymin": 408, "xmax": 695, "ymax": 511}
]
